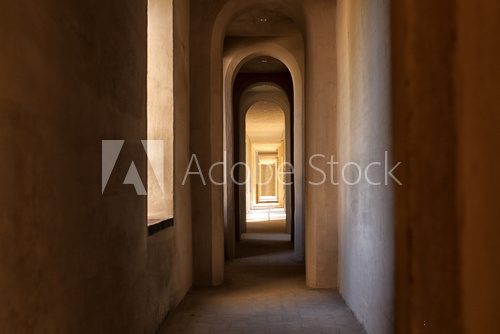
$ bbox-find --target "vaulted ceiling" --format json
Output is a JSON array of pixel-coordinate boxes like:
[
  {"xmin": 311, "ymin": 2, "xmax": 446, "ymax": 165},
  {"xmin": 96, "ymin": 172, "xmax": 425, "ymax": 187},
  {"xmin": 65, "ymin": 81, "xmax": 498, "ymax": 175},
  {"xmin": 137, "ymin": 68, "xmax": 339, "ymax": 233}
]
[{"xmin": 246, "ymin": 101, "xmax": 285, "ymax": 152}]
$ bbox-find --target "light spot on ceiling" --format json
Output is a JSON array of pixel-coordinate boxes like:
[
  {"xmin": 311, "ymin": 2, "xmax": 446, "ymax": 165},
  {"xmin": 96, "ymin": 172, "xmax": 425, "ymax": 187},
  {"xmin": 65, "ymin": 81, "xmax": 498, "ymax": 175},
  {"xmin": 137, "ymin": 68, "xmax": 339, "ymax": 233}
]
[{"xmin": 226, "ymin": 9, "xmax": 300, "ymax": 37}]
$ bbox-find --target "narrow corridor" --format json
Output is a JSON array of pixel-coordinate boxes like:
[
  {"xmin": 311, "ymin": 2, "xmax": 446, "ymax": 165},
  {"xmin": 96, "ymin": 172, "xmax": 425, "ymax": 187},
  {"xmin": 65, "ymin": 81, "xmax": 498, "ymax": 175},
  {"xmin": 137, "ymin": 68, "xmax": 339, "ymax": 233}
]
[{"xmin": 159, "ymin": 222, "xmax": 365, "ymax": 334}]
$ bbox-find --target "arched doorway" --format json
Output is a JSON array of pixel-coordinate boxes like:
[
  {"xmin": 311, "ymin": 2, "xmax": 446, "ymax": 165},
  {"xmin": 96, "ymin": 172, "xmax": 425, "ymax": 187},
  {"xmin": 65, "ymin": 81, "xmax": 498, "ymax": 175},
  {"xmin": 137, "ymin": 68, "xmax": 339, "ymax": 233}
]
[
  {"xmin": 221, "ymin": 13, "xmax": 305, "ymax": 264},
  {"xmin": 242, "ymin": 101, "xmax": 289, "ymax": 242}
]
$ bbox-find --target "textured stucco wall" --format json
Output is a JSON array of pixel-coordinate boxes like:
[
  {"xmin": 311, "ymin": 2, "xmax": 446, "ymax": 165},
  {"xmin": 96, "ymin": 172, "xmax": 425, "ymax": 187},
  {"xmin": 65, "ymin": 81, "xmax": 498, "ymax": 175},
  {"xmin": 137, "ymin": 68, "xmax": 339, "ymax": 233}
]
[
  {"xmin": 337, "ymin": 1, "xmax": 393, "ymax": 333},
  {"xmin": 0, "ymin": 0, "xmax": 191, "ymax": 332}
]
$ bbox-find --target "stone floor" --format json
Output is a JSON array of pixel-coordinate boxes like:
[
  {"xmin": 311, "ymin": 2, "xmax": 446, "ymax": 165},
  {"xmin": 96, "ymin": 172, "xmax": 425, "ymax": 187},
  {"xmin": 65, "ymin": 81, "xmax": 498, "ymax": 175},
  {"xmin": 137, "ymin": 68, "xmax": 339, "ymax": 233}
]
[{"xmin": 158, "ymin": 221, "xmax": 365, "ymax": 334}]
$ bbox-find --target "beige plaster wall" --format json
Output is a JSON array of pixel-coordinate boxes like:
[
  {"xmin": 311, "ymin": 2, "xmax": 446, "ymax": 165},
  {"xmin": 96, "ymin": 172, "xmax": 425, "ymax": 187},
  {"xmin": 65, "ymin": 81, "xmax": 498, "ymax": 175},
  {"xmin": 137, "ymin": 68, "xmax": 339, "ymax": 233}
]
[
  {"xmin": 190, "ymin": 0, "xmax": 227, "ymax": 286},
  {"xmin": 0, "ymin": 0, "xmax": 191, "ymax": 332},
  {"xmin": 303, "ymin": 0, "xmax": 338, "ymax": 288},
  {"xmin": 337, "ymin": 1, "xmax": 394, "ymax": 333},
  {"xmin": 144, "ymin": 0, "xmax": 192, "ymax": 332},
  {"xmin": 147, "ymin": 0, "xmax": 174, "ymax": 221}
]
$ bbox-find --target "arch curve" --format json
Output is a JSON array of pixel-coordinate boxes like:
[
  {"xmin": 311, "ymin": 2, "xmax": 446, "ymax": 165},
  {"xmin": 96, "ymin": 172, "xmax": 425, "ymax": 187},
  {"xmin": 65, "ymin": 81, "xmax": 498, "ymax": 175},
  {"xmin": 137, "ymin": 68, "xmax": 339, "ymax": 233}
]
[
  {"xmin": 206, "ymin": 0, "xmax": 307, "ymax": 281},
  {"xmin": 238, "ymin": 83, "xmax": 293, "ymax": 237},
  {"xmin": 222, "ymin": 39, "xmax": 305, "ymax": 261}
]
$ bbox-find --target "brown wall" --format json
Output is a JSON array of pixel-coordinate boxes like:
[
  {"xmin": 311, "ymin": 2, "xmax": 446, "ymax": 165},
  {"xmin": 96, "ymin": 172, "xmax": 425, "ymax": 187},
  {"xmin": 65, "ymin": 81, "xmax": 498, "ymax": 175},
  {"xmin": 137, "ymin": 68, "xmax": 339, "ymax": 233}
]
[
  {"xmin": 392, "ymin": 0, "xmax": 462, "ymax": 332},
  {"xmin": 0, "ymin": 0, "xmax": 191, "ymax": 332},
  {"xmin": 393, "ymin": 1, "xmax": 500, "ymax": 332},
  {"xmin": 456, "ymin": 0, "xmax": 500, "ymax": 333}
]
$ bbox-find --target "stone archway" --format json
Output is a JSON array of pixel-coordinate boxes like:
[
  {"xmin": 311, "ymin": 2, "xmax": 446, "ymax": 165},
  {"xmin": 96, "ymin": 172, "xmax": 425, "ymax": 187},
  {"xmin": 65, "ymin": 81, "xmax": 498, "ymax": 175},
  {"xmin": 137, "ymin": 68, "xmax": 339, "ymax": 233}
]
[
  {"xmin": 235, "ymin": 83, "xmax": 293, "ymax": 254},
  {"xmin": 222, "ymin": 46, "xmax": 304, "ymax": 260}
]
